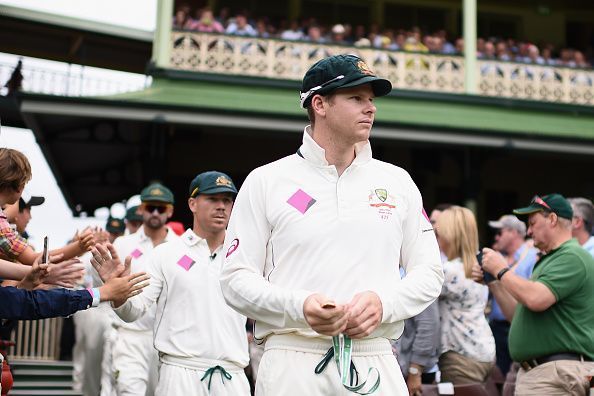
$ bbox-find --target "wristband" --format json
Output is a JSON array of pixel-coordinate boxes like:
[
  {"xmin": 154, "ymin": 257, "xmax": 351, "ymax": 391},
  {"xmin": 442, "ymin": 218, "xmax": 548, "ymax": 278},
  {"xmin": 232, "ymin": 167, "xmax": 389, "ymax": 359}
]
[
  {"xmin": 87, "ymin": 287, "xmax": 101, "ymax": 307},
  {"xmin": 497, "ymin": 267, "xmax": 510, "ymax": 281}
]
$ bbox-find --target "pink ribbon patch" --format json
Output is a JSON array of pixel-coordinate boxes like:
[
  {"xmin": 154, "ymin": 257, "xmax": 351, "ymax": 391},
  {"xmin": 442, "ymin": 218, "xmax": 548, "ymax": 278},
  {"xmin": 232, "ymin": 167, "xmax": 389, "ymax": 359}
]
[
  {"xmin": 177, "ymin": 255, "xmax": 195, "ymax": 271},
  {"xmin": 287, "ymin": 189, "xmax": 316, "ymax": 214},
  {"xmin": 130, "ymin": 248, "xmax": 143, "ymax": 259}
]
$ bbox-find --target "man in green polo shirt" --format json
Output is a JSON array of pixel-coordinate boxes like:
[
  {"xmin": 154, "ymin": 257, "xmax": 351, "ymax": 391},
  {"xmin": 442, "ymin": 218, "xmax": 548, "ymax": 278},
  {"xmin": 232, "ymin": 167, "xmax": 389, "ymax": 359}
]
[{"xmin": 480, "ymin": 193, "xmax": 594, "ymax": 395}]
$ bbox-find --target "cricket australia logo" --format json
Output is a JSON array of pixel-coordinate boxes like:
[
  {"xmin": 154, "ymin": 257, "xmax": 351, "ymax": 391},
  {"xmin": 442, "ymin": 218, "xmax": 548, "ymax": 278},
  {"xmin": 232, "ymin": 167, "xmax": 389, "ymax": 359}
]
[{"xmin": 368, "ymin": 188, "xmax": 396, "ymax": 220}]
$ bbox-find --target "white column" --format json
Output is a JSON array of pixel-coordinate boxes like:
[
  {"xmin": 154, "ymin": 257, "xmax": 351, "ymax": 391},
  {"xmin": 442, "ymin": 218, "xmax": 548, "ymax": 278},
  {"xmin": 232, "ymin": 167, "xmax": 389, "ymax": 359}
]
[
  {"xmin": 463, "ymin": 0, "xmax": 477, "ymax": 94},
  {"xmin": 152, "ymin": 0, "xmax": 174, "ymax": 68}
]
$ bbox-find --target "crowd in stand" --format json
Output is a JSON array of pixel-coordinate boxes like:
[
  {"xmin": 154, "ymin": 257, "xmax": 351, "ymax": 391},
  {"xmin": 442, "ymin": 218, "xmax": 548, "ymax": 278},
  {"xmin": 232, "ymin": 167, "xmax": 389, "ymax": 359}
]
[{"xmin": 172, "ymin": 5, "xmax": 593, "ymax": 69}]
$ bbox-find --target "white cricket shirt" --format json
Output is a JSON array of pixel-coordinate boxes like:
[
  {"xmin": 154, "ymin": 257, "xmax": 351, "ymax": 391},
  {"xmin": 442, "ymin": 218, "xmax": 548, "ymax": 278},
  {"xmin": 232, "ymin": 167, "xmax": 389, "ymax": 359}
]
[
  {"xmin": 114, "ymin": 229, "xmax": 249, "ymax": 367},
  {"xmin": 221, "ymin": 127, "xmax": 444, "ymax": 341},
  {"xmin": 112, "ymin": 225, "xmax": 178, "ymax": 331}
]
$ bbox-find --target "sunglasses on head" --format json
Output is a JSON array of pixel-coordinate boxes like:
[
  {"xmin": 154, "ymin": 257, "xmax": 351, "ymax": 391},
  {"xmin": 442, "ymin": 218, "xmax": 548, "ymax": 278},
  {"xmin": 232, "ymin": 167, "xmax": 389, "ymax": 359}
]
[
  {"xmin": 144, "ymin": 204, "xmax": 168, "ymax": 214},
  {"xmin": 531, "ymin": 195, "xmax": 552, "ymax": 211}
]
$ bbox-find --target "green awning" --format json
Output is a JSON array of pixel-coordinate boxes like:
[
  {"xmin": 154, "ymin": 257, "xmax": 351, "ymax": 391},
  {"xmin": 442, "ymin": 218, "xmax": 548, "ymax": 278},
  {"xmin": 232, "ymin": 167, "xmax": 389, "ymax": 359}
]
[{"xmin": 102, "ymin": 77, "xmax": 594, "ymax": 140}]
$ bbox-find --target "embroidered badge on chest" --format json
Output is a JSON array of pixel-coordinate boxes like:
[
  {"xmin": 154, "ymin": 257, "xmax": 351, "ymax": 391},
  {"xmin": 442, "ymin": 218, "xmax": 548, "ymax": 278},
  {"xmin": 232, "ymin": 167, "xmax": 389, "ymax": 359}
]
[
  {"xmin": 368, "ymin": 188, "xmax": 396, "ymax": 220},
  {"xmin": 287, "ymin": 189, "xmax": 316, "ymax": 214},
  {"xmin": 130, "ymin": 248, "xmax": 143, "ymax": 259},
  {"xmin": 177, "ymin": 255, "xmax": 195, "ymax": 271}
]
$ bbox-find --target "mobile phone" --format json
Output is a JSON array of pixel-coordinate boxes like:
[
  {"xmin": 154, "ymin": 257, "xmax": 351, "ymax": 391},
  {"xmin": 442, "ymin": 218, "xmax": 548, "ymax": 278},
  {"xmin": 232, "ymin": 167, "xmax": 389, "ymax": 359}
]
[
  {"xmin": 42, "ymin": 236, "xmax": 49, "ymax": 264},
  {"xmin": 476, "ymin": 251, "xmax": 495, "ymax": 284}
]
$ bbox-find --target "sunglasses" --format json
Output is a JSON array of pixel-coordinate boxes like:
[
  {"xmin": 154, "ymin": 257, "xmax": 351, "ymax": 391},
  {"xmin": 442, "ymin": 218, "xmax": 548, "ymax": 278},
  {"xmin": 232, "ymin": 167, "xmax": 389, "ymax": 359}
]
[
  {"xmin": 531, "ymin": 195, "xmax": 552, "ymax": 211},
  {"xmin": 143, "ymin": 204, "xmax": 169, "ymax": 214}
]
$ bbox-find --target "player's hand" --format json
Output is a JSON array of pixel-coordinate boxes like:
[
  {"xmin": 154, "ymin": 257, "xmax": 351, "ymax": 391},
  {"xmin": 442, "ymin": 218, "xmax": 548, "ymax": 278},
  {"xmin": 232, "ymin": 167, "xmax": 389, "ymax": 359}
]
[
  {"xmin": 90, "ymin": 243, "xmax": 131, "ymax": 282},
  {"xmin": 344, "ymin": 291, "xmax": 383, "ymax": 339},
  {"xmin": 303, "ymin": 294, "xmax": 349, "ymax": 336}
]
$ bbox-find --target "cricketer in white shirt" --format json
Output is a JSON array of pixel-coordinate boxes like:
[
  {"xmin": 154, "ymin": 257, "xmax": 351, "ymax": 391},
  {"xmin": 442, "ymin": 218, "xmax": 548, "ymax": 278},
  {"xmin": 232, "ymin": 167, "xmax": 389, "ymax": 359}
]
[
  {"xmin": 111, "ymin": 225, "xmax": 179, "ymax": 395},
  {"xmin": 221, "ymin": 127, "xmax": 444, "ymax": 394}
]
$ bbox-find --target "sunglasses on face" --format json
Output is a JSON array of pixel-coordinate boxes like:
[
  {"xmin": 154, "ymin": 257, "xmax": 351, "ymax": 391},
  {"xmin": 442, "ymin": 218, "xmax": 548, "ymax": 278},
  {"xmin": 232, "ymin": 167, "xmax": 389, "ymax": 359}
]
[{"xmin": 144, "ymin": 204, "xmax": 168, "ymax": 214}]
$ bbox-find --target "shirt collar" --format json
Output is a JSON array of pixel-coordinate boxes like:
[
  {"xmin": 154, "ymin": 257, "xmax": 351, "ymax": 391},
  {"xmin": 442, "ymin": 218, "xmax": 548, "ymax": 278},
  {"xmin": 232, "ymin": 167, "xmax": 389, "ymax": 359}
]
[
  {"xmin": 298, "ymin": 126, "xmax": 372, "ymax": 167},
  {"xmin": 181, "ymin": 228, "xmax": 203, "ymax": 247},
  {"xmin": 138, "ymin": 225, "xmax": 176, "ymax": 243}
]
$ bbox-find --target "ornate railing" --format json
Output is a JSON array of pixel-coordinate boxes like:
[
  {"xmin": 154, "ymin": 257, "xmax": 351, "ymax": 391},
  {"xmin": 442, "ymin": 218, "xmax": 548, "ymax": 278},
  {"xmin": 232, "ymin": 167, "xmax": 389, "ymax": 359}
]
[
  {"xmin": 170, "ymin": 32, "xmax": 594, "ymax": 106},
  {"xmin": 7, "ymin": 318, "xmax": 63, "ymax": 360}
]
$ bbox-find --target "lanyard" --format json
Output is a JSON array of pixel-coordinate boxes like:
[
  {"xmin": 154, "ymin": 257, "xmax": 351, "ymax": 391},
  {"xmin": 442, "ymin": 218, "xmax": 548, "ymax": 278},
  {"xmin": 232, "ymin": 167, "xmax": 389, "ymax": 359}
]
[{"xmin": 320, "ymin": 334, "xmax": 380, "ymax": 394}]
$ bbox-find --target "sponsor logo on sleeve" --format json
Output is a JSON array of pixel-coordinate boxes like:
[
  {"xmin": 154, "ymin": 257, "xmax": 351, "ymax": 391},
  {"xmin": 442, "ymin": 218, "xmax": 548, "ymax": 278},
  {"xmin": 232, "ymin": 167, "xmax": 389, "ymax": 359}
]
[{"xmin": 226, "ymin": 238, "xmax": 239, "ymax": 258}]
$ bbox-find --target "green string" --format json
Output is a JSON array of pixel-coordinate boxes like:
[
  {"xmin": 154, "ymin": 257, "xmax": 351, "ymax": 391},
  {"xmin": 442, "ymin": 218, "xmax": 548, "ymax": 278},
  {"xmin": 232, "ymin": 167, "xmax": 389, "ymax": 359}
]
[
  {"xmin": 200, "ymin": 365, "xmax": 232, "ymax": 391},
  {"xmin": 314, "ymin": 334, "xmax": 381, "ymax": 395}
]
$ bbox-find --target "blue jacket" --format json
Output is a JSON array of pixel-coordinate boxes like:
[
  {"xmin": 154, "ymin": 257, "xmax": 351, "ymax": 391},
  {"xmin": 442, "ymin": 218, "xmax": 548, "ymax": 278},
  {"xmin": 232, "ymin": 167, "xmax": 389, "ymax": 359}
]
[{"xmin": 0, "ymin": 287, "xmax": 92, "ymax": 320}]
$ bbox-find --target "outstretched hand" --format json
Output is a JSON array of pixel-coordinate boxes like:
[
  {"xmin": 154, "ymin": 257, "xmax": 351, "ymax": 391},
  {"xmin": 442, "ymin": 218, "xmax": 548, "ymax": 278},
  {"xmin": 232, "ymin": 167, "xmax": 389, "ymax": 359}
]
[
  {"xmin": 20, "ymin": 253, "xmax": 84, "ymax": 290},
  {"xmin": 90, "ymin": 243, "xmax": 131, "ymax": 282},
  {"xmin": 99, "ymin": 271, "xmax": 150, "ymax": 307}
]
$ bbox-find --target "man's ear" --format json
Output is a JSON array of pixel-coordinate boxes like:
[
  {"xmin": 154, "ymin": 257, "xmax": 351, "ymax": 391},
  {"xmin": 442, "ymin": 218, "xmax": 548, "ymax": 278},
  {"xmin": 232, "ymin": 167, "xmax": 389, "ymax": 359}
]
[
  {"xmin": 548, "ymin": 212, "xmax": 559, "ymax": 226},
  {"xmin": 311, "ymin": 95, "xmax": 326, "ymax": 117}
]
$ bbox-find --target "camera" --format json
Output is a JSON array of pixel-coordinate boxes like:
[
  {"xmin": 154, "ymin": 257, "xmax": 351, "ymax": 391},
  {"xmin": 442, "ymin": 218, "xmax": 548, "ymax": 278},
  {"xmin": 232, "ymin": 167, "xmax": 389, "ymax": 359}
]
[{"xmin": 476, "ymin": 250, "xmax": 495, "ymax": 284}]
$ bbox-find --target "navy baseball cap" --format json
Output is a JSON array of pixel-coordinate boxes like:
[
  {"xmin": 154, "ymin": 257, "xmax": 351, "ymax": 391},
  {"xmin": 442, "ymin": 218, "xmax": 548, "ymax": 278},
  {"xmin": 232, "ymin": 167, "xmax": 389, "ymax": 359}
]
[
  {"xmin": 300, "ymin": 54, "xmax": 392, "ymax": 108},
  {"xmin": 189, "ymin": 171, "xmax": 237, "ymax": 198}
]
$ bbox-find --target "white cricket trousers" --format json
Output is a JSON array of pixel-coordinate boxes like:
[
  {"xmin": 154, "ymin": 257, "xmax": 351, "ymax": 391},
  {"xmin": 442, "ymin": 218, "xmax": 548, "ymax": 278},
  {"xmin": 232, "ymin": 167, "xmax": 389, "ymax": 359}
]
[
  {"xmin": 256, "ymin": 334, "xmax": 408, "ymax": 396},
  {"xmin": 112, "ymin": 327, "xmax": 158, "ymax": 396},
  {"xmin": 156, "ymin": 354, "xmax": 250, "ymax": 396}
]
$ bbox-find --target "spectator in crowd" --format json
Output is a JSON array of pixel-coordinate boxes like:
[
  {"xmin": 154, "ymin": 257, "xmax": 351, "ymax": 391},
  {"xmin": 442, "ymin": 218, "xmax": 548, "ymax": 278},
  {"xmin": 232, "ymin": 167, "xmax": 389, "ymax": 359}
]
[
  {"xmin": 4, "ymin": 191, "xmax": 44, "ymax": 239},
  {"xmin": 527, "ymin": 44, "xmax": 544, "ymax": 65},
  {"xmin": 0, "ymin": 148, "xmax": 95, "ymax": 265},
  {"xmin": 479, "ymin": 194, "xmax": 594, "ymax": 395},
  {"xmin": 396, "ymin": 266, "xmax": 440, "ymax": 395},
  {"xmin": 435, "ymin": 206, "xmax": 495, "ymax": 384},
  {"xmin": 95, "ymin": 171, "xmax": 250, "ymax": 395},
  {"xmin": 329, "ymin": 24, "xmax": 348, "ymax": 45},
  {"xmin": 110, "ymin": 182, "xmax": 179, "ymax": 396},
  {"xmin": 220, "ymin": 54, "xmax": 443, "ymax": 395},
  {"xmin": 226, "ymin": 13, "xmax": 257, "ymax": 37},
  {"xmin": 189, "ymin": 7, "xmax": 224, "ymax": 33},
  {"xmin": 487, "ymin": 214, "xmax": 538, "ymax": 376},
  {"xmin": 255, "ymin": 18, "xmax": 271, "ymax": 39},
  {"xmin": 568, "ymin": 197, "xmax": 594, "ymax": 256},
  {"xmin": 480, "ymin": 41, "xmax": 496, "ymax": 59},
  {"xmin": 305, "ymin": 25, "xmax": 326, "ymax": 44},
  {"xmin": 173, "ymin": 9, "xmax": 594, "ymax": 68},
  {"xmin": 496, "ymin": 41, "xmax": 512, "ymax": 61},
  {"xmin": 172, "ymin": 4, "xmax": 192, "ymax": 30},
  {"xmin": 281, "ymin": 20, "xmax": 304, "ymax": 41}
]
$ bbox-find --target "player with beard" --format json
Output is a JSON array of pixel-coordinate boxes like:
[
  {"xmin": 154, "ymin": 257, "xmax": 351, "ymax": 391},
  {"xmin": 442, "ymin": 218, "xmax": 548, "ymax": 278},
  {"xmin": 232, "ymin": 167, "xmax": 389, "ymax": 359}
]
[{"xmin": 109, "ymin": 183, "xmax": 180, "ymax": 396}]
